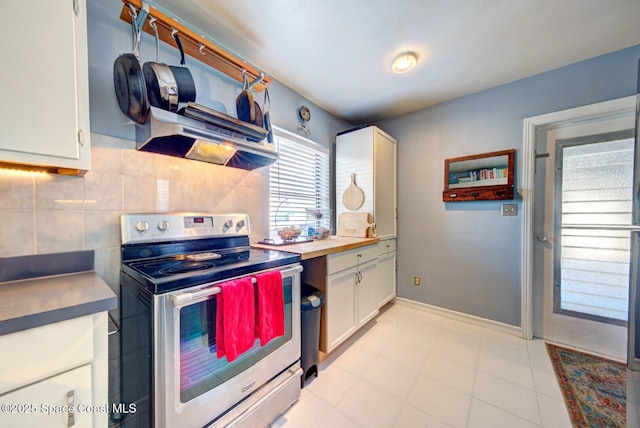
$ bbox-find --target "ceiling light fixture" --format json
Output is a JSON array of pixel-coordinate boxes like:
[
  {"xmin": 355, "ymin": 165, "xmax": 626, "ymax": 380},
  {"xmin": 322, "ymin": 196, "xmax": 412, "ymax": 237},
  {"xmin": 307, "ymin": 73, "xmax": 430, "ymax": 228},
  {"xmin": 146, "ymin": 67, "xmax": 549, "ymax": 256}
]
[{"xmin": 391, "ymin": 52, "xmax": 417, "ymax": 73}]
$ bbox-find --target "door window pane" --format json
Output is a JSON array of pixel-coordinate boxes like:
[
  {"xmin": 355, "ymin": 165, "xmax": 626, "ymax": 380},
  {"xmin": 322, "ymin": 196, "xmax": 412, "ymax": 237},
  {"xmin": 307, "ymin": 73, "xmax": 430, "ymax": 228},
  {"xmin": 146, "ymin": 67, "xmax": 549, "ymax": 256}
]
[{"xmin": 556, "ymin": 135, "xmax": 633, "ymax": 323}]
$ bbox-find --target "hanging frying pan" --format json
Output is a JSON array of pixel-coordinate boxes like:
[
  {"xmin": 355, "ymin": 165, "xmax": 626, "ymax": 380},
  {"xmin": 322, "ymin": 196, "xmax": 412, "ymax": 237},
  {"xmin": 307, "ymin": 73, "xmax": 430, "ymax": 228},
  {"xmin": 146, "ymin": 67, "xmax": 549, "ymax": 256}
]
[
  {"xmin": 113, "ymin": 12, "xmax": 149, "ymax": 124},
  {"xmin": 236, "ymin": 72, "xmax": 256, "ymax": 123},
  {"xmin": 143, "ymin": 19, "xmax": 178, "ymax": 112}
]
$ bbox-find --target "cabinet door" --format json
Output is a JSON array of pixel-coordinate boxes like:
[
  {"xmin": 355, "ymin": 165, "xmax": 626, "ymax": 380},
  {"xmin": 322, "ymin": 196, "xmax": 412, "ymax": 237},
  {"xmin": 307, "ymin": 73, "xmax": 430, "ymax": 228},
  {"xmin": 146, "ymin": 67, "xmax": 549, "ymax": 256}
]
[
  {"xmin": 377, "ymin": 251, "xmax": 396, "ymax": 307},
  {"xmin": 356, "ymin": 260, "xmax": 379, "ymax": 327},
  {"xmin": 373, "ymin": 130, "xmax": 397, "ymax": 238},
  {"xmin": 0, "ymin": 364, "xmax": 93, "ymax": 428},
  {"xmin": 0, "ymin": 0, "xmax": 90, "ymax": 172},
  {"xmin": 336, "ymin": 127, "xmax": 374, "ymax": 219},
  {"xmin": 323, "ymin": 268, "xmax": 357, "ymax": 353}
]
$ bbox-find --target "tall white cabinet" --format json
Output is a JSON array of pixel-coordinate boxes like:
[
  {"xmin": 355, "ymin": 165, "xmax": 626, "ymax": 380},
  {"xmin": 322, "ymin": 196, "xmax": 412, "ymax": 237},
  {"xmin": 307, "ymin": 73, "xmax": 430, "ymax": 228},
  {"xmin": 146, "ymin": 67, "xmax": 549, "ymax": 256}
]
[
  {"xmin": 336, "ymin": 126, "xmax": 397, "ymax": 306},
  {"xmin": 336, "ymin": 126, "xmax": 397, "ymax": 239},
  {"xmin": 0, "ymin": 0, "xmax": 91, "ymax": 174}
]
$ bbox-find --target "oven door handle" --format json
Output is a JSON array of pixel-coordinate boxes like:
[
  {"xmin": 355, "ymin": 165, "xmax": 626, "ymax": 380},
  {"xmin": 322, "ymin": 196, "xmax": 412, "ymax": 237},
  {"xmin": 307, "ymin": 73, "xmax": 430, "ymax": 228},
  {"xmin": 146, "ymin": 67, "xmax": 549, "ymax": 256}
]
[{"xmin": 171, "ymin": 264, "xmax": 303, "ymax": 306}]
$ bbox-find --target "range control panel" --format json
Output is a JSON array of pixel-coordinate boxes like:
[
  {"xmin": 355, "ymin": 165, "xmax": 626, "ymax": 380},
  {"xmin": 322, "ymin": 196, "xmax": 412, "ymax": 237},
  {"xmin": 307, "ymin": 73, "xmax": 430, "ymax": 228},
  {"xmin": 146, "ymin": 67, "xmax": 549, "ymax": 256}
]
[{"xmin": 121, "ymin": 213, "xmax": 251, "ymax": 244}]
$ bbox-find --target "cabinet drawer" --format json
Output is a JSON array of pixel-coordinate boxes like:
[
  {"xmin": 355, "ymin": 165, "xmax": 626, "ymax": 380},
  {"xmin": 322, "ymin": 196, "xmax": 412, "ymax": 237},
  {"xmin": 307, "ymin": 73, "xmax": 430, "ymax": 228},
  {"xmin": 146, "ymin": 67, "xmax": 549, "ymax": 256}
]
[
  {"xmin": 327, "ymin": 245, "xmax": 378, "ymax": 274},
  {"xmin": 0, "ymin": 364, "xmax": 92, "ymax": 427},
  {"xmin": 442, "ymin": 185, "xmax": 514, "ymax": 202},
  {"xmin": 0, "ymin": 316, "xmax": 93, "ymax": 395},
  {"xmin": 378, "ymin": 239, "xmax": 396, "ymax": 255}
]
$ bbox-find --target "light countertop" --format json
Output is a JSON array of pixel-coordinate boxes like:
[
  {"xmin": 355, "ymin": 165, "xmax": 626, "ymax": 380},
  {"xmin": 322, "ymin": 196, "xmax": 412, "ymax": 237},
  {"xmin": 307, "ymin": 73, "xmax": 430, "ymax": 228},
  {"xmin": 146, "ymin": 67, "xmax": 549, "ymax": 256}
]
[{"xmin": 252, "ymin": 236, "xmax": 380, "ymax": 260}]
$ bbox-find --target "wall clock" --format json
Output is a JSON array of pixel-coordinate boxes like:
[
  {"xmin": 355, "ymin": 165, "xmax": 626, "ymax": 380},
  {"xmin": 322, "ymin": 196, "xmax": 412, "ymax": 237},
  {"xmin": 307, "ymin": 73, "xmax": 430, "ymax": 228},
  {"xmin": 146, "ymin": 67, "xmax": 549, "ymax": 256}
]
[{"xmin": 298, "ymin": 105, "xmax": 311, "ymax": 135}]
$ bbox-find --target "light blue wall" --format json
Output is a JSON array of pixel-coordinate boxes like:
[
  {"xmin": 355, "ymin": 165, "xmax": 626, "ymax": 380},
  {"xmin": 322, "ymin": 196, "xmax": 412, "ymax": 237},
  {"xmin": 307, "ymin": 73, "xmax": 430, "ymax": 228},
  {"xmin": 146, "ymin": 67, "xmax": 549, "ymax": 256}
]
[
  {"xmin": 86, "ymin": 0, "xmax": 349, "ymax": 150},
  {"xmin": 86, "ymin": 0, "xmax": 640, "ymax": 327},
  {"xmin": 379, "ymin": 45, "xmax": 640, "ymax": 327}
]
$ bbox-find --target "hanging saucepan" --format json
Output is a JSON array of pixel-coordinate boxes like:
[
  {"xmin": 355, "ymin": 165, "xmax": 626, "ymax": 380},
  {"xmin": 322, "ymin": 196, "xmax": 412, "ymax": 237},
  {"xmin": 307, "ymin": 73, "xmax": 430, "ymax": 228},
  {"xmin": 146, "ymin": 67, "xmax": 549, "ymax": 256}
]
[
  {"xmin": 263, "ymin": 86, "xmax": 273, "ymax": 144},
  {"xmin": 168, "ymin": 33, "xmax": 196, "ymax": 104},
  {"xmin": 236, "ymin": 71, "xmax": 256, "ymax": 123},
  {"xmin": 142, "ymin": 20, "xmax": 179, "ymax": 112},
  {"xmin": 113, "ymin": 9, "xmax": 149, "ymax": 124}
]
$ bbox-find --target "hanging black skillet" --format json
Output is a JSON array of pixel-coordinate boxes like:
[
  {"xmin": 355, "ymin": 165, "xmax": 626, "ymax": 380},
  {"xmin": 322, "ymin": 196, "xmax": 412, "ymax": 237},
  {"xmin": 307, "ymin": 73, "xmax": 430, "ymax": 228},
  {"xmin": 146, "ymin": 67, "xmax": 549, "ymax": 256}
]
[
  {"xmin": 113, "ymin": 11, "xmax": 149, "ymax": 124},
  {"xmin": 236, "ymin": 71, "xmax": 256, "ymax": 123}
]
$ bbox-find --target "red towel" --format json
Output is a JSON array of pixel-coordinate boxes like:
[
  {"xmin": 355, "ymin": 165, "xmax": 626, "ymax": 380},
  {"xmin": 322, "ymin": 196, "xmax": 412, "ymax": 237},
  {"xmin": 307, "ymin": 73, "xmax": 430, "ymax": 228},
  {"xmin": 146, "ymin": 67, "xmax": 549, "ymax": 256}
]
[
  {"xmin": 254, "ymin": 270, "xmax": 285, "ymax": 345},
  {"xmin": 216, "ymin": 277, "xmax": 255, "ymax": 362}
]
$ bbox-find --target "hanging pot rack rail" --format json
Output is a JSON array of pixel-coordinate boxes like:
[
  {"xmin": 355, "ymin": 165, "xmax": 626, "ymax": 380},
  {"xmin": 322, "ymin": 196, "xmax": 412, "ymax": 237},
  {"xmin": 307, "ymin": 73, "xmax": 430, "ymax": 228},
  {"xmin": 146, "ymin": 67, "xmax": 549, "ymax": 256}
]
[{"xmin": 120, "ymin": 0, "xmax": 270, "ymax": 92}]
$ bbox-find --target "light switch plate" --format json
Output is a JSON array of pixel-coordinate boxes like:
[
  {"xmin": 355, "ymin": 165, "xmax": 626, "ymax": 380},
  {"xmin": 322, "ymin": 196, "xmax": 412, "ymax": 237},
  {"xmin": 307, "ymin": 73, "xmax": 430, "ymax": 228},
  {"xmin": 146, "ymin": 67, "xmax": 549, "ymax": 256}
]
[{"xmin": 501, "ymin": 203, "xmax": 518, "ymax": 216}]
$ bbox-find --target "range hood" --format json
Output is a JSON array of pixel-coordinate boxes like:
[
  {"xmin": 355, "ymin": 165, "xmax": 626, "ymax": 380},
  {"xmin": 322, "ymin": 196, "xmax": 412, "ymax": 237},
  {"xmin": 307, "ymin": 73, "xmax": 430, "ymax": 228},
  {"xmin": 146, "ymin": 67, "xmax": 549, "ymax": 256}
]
[{"xmin": 135, "ymin": 105, "xmax": 278, "ymax": 170}]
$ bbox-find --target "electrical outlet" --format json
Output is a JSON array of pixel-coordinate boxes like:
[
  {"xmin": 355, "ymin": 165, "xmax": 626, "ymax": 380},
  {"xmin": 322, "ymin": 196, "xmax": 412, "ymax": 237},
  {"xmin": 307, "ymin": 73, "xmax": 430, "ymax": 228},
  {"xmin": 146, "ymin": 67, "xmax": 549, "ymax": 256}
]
[
  {"xmin": 414, "ymin": 276, "xmax": 421, "ymax": 286},
  {"xmin": 501, "ymin": 204, "xmax": 518, "ymax": 216}
]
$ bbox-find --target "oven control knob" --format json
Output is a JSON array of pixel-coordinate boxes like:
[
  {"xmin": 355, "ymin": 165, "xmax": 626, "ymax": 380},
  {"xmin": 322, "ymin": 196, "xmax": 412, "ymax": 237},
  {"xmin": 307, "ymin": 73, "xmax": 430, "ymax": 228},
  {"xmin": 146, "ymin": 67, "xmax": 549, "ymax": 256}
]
[
  {"xmin": 157, "ymin": 220, "xmax": 170, "ymax": 231},
  {"xmin": 134, "ymin": 220, "xmax": 149, "ymax": 233},
  {"xmin": 224, "ymin": 219, "xmax": 233, "ymax": 229},
  {"xmin": 237, "ymin": 219, "xmax": 246, "ymax": 228}
]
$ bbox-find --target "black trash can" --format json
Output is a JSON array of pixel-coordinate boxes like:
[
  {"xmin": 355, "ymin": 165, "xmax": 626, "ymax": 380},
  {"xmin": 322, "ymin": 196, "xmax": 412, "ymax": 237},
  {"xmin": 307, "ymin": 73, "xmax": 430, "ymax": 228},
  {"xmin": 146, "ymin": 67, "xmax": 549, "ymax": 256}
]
[{"xmin": 300, "ymin": 284, "xmax": 324, "ymax": 387}]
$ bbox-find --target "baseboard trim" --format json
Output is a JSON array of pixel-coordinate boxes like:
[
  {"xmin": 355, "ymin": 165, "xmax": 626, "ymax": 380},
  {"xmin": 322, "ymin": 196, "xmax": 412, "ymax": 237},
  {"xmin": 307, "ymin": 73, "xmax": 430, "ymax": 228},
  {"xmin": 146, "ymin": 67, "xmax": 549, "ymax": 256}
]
[{"xmin": 394, "ymin": 298, "xmax": 523, "ymax": 338}]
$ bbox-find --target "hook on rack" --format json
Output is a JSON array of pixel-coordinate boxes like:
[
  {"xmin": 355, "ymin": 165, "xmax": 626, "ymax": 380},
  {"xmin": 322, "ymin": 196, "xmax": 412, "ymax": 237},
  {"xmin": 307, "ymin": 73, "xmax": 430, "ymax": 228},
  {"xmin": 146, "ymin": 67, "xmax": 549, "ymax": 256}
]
[
  {"xmin": 120, "ymin": 0, "xmax": 271, "ymax": 91},
  {"xmin": 247, "ymin": 72, "xmax": 266, "ymax": 90},
  {"xmin": 131, "ymin": 2, "xmax": 149, "ymax": 37}
]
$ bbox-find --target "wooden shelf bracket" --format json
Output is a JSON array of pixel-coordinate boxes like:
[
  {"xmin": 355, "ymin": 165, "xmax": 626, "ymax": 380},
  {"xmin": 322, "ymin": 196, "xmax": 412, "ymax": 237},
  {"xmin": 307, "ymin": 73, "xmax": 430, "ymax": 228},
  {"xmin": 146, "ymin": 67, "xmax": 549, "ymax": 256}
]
[{"xmin": 120, "ymin": 0, "xmax": 271, "ymax": 92}]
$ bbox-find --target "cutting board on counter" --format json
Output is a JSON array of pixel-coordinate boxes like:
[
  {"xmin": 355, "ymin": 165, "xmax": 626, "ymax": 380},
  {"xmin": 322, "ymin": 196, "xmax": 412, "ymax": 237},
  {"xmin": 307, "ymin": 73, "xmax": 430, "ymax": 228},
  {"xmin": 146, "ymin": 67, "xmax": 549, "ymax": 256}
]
[{"xmin": 337, "ymin": 212, "xmax": 375, "ymax": 238}]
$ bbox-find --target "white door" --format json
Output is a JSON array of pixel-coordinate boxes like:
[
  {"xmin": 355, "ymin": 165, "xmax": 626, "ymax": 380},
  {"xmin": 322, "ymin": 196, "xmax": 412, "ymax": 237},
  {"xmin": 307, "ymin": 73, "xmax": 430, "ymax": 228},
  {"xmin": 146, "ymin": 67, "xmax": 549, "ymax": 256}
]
[{"xmin": 533, "ymin": 111, "xmax": 634, "ymax": 360}]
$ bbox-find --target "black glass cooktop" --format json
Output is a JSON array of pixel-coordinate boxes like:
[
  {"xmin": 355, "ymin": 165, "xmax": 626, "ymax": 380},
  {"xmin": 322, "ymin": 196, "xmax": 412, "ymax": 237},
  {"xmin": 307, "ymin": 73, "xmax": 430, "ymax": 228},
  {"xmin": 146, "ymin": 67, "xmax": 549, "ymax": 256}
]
[{"xmin": 122, "ymin": 247, "xmax": 300, "ymax": 294}]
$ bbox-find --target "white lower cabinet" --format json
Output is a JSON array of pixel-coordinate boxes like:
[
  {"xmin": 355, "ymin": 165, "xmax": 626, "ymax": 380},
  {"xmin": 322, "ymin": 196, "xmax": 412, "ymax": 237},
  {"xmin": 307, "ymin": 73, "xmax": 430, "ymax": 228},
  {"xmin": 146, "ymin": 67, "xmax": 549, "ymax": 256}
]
[
  {"xmin": 321, "ymin": 245, "xmax": 379, "ymax": 353},
  {"xmin": 0, "ymin": 364, "xmax": 93, "ymax": 428},
  {"xmin": 0, "ymin": 313, "xmax": 109, "ymax": 427},
  {"xmin": 377, "ymin": 239, "xmax": 397, "ymax": 307}
]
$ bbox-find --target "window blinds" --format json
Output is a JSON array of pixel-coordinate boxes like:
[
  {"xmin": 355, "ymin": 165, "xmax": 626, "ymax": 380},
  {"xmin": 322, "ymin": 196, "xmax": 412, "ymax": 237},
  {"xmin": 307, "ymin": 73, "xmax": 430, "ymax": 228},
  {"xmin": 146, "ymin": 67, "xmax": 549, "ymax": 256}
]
[{"xmin": 268, "ymin": 128, "xmax": 330, "ymax": 236}]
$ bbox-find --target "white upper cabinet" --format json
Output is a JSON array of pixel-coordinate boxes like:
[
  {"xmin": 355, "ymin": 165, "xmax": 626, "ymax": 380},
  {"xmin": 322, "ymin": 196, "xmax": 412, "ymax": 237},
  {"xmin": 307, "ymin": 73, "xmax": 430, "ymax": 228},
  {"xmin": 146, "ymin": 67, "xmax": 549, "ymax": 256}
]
[
  {"xmin": 336, "ymin": 126, "xmax": 397, "ymax": 239},
  {"xmin": 0, "ymin": 0, "xmax": 91, "ymax": 174}
]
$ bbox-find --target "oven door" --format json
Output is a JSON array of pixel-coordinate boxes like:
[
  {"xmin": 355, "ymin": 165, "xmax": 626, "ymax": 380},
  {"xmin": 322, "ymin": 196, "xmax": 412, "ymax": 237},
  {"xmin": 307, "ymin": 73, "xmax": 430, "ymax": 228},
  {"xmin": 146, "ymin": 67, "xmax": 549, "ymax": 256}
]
[{"xmin": 155, "ymin": 264, "xmax": 302, "ymax": 428}]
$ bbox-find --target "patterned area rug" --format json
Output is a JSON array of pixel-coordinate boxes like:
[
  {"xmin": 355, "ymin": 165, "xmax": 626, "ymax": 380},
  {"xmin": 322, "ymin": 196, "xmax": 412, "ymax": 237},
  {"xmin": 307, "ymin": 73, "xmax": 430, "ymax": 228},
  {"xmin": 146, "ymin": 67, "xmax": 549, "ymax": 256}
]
[{"xmin": 546, "ymin": 343, "xmax": 626, "ymax": 428}]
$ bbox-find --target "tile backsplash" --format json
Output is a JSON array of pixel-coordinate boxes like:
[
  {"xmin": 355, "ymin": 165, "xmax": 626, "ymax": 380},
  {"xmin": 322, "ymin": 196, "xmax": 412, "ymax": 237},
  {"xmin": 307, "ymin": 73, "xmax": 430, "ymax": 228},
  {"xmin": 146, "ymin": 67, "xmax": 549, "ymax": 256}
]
[{"xmin": 0, "ymin": 131, "xmax": 266, "ymax": 294}]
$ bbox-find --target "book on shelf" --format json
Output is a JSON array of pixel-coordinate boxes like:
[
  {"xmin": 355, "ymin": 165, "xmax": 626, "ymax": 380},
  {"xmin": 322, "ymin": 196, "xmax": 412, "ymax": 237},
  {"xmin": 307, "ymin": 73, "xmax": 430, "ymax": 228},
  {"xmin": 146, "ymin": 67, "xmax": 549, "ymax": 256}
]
[{"xmin": 449, "ymin": 166, "xmax": 508, "ymax": 185}]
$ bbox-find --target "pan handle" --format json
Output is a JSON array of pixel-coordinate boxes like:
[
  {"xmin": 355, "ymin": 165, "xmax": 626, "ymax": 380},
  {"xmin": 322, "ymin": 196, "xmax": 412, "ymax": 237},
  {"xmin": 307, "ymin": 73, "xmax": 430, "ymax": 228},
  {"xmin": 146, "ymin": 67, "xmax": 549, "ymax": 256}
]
[
  {"xmin": 264, "ymin": 85, "xmax": 271, "ymax": 113},
  {"xmin": 173, "ymin": 32, "xmax": 187, "ymax": 66},
  {"xmin": 149, "ymin": 17, "xmax": 159, "ymax": 62},
  {"xmin": 128, "ymin": 3, "xmax": 149, "ymax": 60}
]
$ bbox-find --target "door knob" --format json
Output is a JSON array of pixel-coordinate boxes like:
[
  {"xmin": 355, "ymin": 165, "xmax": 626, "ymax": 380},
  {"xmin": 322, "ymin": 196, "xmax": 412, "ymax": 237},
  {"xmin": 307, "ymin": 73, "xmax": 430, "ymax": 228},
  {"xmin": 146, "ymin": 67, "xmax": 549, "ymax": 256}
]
[{"xmin": 536, "ymin": 233, "xmax": 548, "ymax": 242}]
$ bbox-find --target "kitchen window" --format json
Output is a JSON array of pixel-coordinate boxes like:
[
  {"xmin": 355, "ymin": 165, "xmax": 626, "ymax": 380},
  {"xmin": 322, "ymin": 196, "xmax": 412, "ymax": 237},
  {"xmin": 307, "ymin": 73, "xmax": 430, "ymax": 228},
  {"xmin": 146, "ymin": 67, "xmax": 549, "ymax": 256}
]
[{"xmin": 269, "ymin": 127, "xmax": 330, "ymax": 239}]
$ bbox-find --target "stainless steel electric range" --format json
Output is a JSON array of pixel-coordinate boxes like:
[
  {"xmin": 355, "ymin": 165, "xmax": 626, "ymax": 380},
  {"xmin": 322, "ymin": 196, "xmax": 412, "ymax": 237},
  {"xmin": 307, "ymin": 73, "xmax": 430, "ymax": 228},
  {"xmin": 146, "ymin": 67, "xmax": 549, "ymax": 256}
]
[{"xmin": 117, "ymin": 213, "xmax": 302, "ymax": 428}]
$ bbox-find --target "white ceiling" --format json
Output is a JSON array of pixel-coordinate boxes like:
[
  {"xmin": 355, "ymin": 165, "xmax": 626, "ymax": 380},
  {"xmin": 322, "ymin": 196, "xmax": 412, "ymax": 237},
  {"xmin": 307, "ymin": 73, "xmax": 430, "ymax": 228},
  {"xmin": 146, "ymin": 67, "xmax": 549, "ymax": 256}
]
[{"xmin": 151, "ymin": 0, "xmax": 640, "ymax": 124}]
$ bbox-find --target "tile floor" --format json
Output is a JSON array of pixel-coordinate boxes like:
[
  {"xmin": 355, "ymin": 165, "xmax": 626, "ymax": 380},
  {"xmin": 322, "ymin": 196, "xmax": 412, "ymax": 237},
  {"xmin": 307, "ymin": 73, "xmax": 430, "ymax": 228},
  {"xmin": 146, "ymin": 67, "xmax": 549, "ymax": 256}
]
[{"xmin": 271, "ymin": 301, "xmax": 640, "ymax": 428}]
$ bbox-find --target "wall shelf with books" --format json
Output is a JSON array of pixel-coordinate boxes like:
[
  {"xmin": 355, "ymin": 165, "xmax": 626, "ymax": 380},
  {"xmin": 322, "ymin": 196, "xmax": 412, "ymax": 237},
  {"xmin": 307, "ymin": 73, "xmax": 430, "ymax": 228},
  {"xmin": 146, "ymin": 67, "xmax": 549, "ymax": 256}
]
[{"xmin": 443, "ymin": 149, "xmax": 515, "ymax": 202}]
